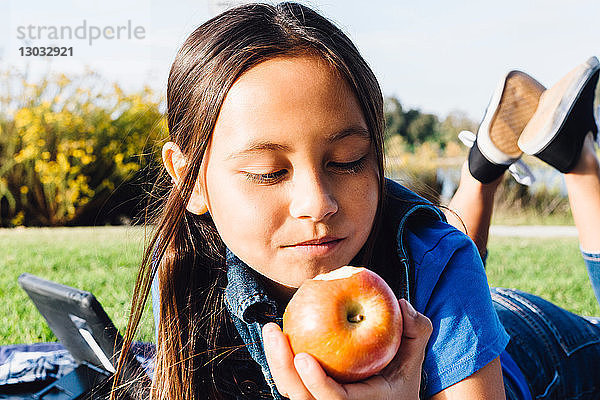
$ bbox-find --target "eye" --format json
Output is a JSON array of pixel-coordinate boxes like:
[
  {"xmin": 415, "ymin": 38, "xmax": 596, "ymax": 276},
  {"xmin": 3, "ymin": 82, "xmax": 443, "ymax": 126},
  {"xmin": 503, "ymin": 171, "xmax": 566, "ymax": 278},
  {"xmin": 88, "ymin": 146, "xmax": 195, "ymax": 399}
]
[
  {"xmin": 328, "ymin": 156, "xmax": 368, "ymax": 174},
  {"xmin": 243, "ymin": 169, "xmax": 287, "ymax": 184}
]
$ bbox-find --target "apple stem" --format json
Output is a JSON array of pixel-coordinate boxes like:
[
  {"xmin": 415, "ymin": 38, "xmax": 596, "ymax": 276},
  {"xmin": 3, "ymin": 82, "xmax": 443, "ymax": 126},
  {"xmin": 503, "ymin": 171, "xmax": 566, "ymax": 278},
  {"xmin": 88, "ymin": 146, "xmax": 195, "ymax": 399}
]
[{"xmin": 348, "ymin": 314, "xmax": 364, "ymax": 323}]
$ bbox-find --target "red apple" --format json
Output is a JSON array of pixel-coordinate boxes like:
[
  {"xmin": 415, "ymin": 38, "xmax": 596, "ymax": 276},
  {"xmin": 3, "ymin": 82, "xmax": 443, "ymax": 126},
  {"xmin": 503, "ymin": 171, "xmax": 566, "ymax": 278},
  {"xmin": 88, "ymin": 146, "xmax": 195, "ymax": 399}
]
[{"xmin": 282, "ymin": 266, "xmax": 402, "ymax": 383}]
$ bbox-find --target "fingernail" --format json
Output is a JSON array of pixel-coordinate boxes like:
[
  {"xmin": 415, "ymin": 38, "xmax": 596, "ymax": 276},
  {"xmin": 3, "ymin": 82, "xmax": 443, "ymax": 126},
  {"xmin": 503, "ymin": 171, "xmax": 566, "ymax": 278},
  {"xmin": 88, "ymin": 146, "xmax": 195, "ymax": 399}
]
[
  {"xmin": 263, "ymin": 324, "xmax": 277, "ymax": 341},
  {"xmin": 404, "ymin": 299, "xmax": 418, "ymax": 318},
  {"xmin": 294, "ymin": 354, "xmax": 309, "ymax": 371}
]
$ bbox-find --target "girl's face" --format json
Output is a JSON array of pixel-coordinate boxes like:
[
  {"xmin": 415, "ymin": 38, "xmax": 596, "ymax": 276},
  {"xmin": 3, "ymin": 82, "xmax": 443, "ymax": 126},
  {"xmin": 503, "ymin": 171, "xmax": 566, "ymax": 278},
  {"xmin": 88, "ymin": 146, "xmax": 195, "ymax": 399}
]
[{"xmin": 200, "ymin": 55, "xmax": 379, "ymax": 289}]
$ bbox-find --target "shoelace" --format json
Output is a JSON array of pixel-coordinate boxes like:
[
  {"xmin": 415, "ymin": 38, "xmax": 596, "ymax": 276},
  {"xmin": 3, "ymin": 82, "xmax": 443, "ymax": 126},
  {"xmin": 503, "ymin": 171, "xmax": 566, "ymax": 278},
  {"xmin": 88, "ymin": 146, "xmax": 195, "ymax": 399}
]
[{"xmin": 458, "ymin": 130, "xmax": 536, "ymax": 186}]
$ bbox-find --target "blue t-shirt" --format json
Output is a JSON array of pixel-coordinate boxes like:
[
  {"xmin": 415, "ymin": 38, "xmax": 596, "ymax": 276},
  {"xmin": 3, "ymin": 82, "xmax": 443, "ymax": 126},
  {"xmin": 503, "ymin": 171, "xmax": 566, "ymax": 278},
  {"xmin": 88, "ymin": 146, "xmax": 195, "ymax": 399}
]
[
  {"xmin": 405, "ymin": 219, "xmax": 510, "ymax": 396},
  {"xmin": 151, "ymin": 218, "xmax": 515, "ymax": 397}
]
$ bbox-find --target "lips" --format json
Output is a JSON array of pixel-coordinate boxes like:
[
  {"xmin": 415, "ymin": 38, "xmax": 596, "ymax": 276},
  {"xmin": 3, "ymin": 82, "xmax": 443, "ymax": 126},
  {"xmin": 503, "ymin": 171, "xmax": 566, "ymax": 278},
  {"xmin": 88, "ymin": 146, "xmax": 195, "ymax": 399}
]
[
  {"xmin": 287, "ymin": 236, "xmax": 342, "ymax": 247},
  {"xmin": 282, "ymin": 236, "xmax": 344, "ymax": 257}
]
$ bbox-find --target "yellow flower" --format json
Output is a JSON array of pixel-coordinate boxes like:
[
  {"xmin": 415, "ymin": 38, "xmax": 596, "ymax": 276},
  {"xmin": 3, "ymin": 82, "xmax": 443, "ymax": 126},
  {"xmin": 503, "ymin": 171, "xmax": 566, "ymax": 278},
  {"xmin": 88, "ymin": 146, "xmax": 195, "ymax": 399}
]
[
  {"xmin": 20, "ymin": 186, "xmax": 29, "ymax": 194},
  {"xmin": 73, "ymin": 149, "xmax": 85, "ymax": 158},
  {"xmin": 11, "ymin": 211, "xmax": 25, "ymax": 226},
  {"xmin": 14, "ymin": 108, "xmax": 33, "ymax": 130},
  {"xmin": 57, "ymin": 74, "xmax": 70, "ymax": 88}
]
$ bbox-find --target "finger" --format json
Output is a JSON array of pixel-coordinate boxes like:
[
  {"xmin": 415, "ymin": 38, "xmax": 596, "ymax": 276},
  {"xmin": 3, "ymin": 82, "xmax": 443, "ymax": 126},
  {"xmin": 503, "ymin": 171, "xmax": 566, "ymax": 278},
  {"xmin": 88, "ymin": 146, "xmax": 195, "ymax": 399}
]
[
  {"xmin": 341, "ymin": 376, "xmax": 394, "ymax": 400},
  {"xmin": 294, "ymin": 353, "xmax": 346, "ymax": 400},
  {"xmin": 262, "ymin": 323, "xmax": 314, "ymax": 400},
  {"xmin": 382, "ymin": 299, "xmax": 432, "ymax": 379},
  {"xmin": 399, "ymin": 299, "xmax": 433, "ymax": 342}
]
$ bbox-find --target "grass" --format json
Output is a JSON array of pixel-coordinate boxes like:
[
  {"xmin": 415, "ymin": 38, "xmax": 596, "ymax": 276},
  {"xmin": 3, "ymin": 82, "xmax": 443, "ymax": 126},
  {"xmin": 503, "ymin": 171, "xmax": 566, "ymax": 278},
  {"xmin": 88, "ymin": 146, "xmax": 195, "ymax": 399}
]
[
  {"xmin": 486, "ymin": 236, "xmax": 600, "ymax": 316},
  {"xmin": 1, "ymin": 227, "xmax": 598, "ymax": 346},
  {"xmin": 0, "ymin": 226, "xmax": 155, "ymax": 345}
]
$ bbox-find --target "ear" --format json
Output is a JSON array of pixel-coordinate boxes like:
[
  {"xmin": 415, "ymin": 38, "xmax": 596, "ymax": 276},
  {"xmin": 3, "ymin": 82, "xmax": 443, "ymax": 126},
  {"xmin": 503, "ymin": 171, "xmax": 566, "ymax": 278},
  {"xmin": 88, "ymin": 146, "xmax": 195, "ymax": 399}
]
[{"xmin": 162, "ymin": 142, "xmax": 208, "ymax": 215}]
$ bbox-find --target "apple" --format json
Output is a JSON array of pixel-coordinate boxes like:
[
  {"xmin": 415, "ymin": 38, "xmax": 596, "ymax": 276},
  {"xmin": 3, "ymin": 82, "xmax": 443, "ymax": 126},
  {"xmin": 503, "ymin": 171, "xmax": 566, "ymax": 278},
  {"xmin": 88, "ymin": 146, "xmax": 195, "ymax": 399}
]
[{"xmin": 282, "ymin": 266, "xmax": 402, "ymax": 383}]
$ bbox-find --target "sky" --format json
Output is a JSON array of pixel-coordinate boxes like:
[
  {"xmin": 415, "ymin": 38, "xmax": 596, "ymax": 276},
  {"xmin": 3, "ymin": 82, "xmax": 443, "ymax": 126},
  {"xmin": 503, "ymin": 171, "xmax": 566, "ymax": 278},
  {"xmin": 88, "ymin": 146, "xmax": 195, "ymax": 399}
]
[{"xmin": 1, "ymin": 0, "xmax": 599, "ymax": 121}]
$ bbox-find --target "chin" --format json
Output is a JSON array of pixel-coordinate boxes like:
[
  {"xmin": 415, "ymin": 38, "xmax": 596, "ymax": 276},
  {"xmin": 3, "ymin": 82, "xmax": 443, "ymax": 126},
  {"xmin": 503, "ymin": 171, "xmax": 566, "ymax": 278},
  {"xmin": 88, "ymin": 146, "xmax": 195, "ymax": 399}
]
[
  {"xmin": 306, "ymin": 258, "xmax": 346, "ymax": 274},
  {"xmin": 265, "ymin": 249, "xmax": 361, "ymax": 287},
  {"xmin": 274, "ymin": 265, "xmax": 333, "ymax": 289}
]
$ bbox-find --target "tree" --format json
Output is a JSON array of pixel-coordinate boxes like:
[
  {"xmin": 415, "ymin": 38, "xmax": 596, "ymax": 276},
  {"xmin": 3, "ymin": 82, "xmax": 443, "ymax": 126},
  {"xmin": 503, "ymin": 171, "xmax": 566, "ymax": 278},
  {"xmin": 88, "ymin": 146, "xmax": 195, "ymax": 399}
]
[
  {"xmin": 438, "ymin": 110, "xmax": 478, "ymax": 146},
  {"xmin": 384, "ymin": 96, "xmax": 443, "ymax": 149},
  {"xmin": 406, "ymin": 113, "xmax": 438, "ymax": 145},
  {"xmin": 384, "ymin": 97, "xmax": 406, "ymax": 140}
]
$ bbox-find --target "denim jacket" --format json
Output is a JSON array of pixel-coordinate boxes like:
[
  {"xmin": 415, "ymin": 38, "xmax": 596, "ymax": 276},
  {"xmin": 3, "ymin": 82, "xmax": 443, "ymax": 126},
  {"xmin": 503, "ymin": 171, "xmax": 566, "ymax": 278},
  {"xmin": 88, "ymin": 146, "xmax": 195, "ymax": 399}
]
[{"xmin": 220, "ymin": 178, "xmax": 446, "ymax": 399}]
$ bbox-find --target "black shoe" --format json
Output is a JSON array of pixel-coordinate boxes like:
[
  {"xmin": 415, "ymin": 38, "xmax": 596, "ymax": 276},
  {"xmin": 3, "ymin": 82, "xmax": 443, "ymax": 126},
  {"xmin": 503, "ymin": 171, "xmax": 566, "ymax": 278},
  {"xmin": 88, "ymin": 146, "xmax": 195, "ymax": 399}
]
[
  {"xmin": 468, "ymin": 71, "xmax": 545, "ymax": 183},
  {"xmin": 519, "ymin": 57, "xmax": 600, "ymax": 173}
]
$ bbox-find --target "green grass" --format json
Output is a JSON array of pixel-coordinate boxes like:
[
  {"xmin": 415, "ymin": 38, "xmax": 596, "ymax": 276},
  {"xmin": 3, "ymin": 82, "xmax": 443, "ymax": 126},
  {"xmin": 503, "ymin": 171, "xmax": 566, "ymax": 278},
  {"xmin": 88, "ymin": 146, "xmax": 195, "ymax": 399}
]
[
  {"xmin": 486, "ymin": 236, "xmax": 600, "ymax": 316},
  {"xmin": 1, "ymin": 227, "xmax": 598, "ymax": 345},
  {"xmin": 0, "ymin": 226, "xmax": 155, "ymax": 345}
]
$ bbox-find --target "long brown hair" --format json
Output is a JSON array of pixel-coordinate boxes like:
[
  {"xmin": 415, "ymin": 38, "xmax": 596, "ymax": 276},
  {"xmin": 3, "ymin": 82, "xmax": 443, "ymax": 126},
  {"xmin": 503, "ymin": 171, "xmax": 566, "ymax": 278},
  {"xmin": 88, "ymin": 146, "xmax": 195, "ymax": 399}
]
[{"xmin": 112, "ymin": 3, "xmax": 387, "ymax": 399}]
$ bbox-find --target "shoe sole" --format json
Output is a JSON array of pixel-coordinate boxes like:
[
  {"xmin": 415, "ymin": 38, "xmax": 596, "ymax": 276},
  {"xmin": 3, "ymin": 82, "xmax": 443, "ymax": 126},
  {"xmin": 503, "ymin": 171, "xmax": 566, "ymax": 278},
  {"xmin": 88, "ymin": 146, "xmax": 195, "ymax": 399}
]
[
  {"xmin": 525, "ymin": 68, "xmax": 599, "ymax": 173},
  {"xmin": 477, "ymin": 71, "xmax": 544, "ymax": 164},
  {"xmin": 489, "ymin": 71, "xmax": 545, "ymax": 158},
  {"xmin": 519, "ymin": 56, "xmax": 600, "ymax": 155}
]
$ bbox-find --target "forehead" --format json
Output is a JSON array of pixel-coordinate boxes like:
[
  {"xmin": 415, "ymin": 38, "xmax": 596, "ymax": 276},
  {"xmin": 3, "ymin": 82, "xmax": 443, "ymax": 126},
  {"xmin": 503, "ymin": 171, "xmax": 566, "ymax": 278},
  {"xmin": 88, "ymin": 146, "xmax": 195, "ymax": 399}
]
[{"xmin": 210, "ymin": 55, "xmax": 368, "ymax": 154}]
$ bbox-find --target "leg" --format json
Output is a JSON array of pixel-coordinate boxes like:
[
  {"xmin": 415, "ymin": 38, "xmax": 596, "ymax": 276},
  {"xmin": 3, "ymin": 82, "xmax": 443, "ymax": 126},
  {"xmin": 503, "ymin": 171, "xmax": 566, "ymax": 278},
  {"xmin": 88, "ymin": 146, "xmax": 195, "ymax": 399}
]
[
  {"xmin": 446, "ymin": 71, "xmax": 544, "ymax": 258},
  {"xmin": 517, "ymin": 57, "xmax": 600, "ymax": 304},
  {"xmin": 563, "ymin": 134, "xmax": 600, "ymax": 252},
  {"xmin": 563, "ymin": 134, "xmax": 600, "ymax": 305},
  {"xmin": 445, "ymin": 163, "xmax": 502, "ymax": 259},
  {"xmin": 491, "ymin": 287, "xmax": 600, "ymax": 399}
]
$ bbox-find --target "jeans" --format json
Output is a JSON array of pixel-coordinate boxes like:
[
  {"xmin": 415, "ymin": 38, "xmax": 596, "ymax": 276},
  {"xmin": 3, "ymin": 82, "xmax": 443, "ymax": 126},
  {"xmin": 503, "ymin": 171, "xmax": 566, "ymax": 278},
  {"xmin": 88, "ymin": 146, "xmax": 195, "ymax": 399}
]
[
  {"xmin": 583, "ymin": 249, "xmax": 600, "ymax": 308},
  {"xmin": 491, "ymin": 287, "xmax": 600, "ymax": 399}
]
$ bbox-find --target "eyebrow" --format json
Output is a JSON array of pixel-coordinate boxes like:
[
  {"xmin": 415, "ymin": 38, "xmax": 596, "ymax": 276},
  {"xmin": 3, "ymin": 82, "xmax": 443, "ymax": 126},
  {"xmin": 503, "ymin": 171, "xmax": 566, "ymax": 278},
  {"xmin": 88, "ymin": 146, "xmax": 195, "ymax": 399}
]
[{"xmin": 226, "ymin": 126, "xmax": 371, "ymax": 160}]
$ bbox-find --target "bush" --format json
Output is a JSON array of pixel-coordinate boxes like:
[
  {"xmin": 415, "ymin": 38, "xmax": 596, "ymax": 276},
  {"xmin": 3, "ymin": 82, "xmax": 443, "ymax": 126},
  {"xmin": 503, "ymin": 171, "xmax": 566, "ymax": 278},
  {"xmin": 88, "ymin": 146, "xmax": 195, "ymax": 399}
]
[
  {"xmin": 0, "ymin": 69, "xmax": 167, "ymax": 226},
  {"xmin": 385, "ymin": 141, "xmax": 444, "ymax": 203},
  {"xmin": 492, "ymin": 172, "xmax": 571, "ymax": 222},
  {"xmin": 384, "ymin": 140, "xmax": 572, "ymax": 224}
]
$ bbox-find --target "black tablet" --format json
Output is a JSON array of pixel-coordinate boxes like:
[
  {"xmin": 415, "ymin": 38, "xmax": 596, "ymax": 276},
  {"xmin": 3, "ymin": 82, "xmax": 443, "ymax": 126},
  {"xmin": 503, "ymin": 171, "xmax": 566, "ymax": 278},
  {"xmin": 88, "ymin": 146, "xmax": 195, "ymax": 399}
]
[
  {"xmin": 17, "ymin": 273, "xmax": 123, "ymax": 374},
  {"xmin": 17, "ymin": 273, "xmax": 151, "ymax": 399}
]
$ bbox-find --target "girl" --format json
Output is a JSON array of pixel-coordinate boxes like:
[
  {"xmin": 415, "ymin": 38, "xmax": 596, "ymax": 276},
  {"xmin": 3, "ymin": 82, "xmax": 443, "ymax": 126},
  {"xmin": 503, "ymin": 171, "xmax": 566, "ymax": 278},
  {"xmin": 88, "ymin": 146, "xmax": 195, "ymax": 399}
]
[{"xmin": 112, "ymin": 3, "xmax": 600, "ymax": 399}]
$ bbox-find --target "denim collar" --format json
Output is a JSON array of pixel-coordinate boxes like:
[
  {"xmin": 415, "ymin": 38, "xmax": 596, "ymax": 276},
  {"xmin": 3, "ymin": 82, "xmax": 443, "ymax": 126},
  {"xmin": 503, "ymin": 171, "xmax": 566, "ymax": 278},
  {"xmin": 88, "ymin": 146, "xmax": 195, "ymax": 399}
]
[{"xmin": 224, "ymin": 248, "xmax": 281, "ymax": 325}]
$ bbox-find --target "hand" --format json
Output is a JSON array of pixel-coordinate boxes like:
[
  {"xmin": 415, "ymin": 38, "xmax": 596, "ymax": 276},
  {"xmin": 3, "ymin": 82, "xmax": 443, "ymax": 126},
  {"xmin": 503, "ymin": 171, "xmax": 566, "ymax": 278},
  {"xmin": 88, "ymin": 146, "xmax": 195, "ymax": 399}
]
[{"xmin": 262, "ymin": 299, "xmax": 433, "ymax": 400}]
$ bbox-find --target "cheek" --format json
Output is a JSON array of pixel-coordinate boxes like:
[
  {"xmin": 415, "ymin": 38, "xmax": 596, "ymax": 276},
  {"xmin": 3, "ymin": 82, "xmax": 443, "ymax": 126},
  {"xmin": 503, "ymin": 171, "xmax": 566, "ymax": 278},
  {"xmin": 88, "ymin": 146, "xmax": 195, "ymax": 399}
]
[
  {"xmin": 344, "ymin": 171, "xmax": 380, "ymax": 246},
  {"xmin": 346, "ymin": 167, "xmax": 379, "ymax": 216},
  {"xmin": 205, "ymin": 176, "xmax": 284, "ymax": 249},
  {"xmin": 357, "ymin": 182, "xmax": 379, "ymax": 230}
]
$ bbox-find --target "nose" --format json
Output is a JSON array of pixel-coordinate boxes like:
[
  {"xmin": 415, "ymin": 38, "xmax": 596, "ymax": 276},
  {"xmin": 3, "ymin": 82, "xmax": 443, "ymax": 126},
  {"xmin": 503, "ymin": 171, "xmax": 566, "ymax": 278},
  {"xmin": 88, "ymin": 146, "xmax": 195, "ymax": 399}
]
[{"xmin": 289, "ymin": 169, "xmax": 338, "ymax": 221}]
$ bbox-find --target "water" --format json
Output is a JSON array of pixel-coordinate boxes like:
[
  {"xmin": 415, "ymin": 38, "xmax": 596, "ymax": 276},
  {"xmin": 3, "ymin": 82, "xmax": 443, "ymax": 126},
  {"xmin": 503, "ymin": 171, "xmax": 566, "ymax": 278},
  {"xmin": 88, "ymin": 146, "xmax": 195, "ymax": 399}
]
[{"xmin": 435, "ymin": 165, "xmax": 566, "ymax": 203}]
